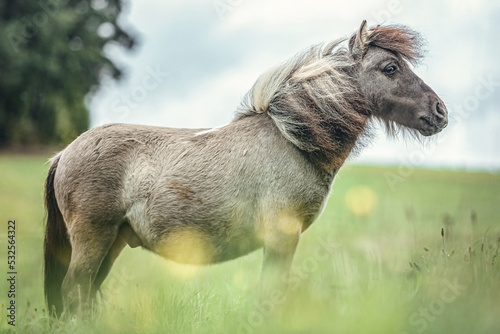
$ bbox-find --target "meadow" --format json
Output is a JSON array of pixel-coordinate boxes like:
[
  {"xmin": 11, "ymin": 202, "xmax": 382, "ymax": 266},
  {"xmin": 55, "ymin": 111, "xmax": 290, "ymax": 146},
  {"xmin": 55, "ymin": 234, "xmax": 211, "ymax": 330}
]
[{"xmin": 0, "ymin": 154, "xmax": 499, "ymax": 333}]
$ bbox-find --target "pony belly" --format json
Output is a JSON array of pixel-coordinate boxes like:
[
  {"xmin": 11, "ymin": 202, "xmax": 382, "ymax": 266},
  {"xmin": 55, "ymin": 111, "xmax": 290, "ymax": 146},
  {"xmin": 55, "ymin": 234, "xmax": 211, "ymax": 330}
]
[
  {"xmin": 154, "ymin": 228, "xmax": 217, "ymax": 265},
  {"xmin": 125, "ymin": 200, "xmax": 263, "ymax": 264},
  {"xmin": 152, "ymin": 227, "xmax": 262, "ymax": 265}
]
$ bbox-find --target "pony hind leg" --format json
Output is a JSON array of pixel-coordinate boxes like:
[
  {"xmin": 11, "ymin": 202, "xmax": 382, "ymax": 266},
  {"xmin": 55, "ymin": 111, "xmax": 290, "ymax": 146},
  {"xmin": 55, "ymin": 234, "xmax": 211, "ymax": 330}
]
[
  {"xmin": 61, "ymin": 220, "xmax": 120, "ymax": 316},
  {"xmin": 91, "ymin": 236, "xmax": 126, "ymax": 300},
  {"xmin": 91, "ymin": 223, "xmax": 142, "ymax": 298}
]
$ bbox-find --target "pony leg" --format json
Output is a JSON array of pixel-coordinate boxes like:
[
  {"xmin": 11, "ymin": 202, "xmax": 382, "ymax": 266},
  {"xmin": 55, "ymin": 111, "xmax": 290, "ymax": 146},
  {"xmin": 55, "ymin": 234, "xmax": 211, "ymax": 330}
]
[
  {"xmin": 61, "ymin": 221, "xmax": 119, "ymax": 315},
  {"xmin": 92, "ymin": 222, "xmax": 143, "ymax": 296},
  {"xmin": 260, "ymin": 213, "xmax": 301, "ymax": 299},
  {"xmin": 261, "ymin": 244, "xmax": 298, "ymax": 292},
  {"xmin": 91, "ymin": 236, "xmax": 127, "ymax": 298}
]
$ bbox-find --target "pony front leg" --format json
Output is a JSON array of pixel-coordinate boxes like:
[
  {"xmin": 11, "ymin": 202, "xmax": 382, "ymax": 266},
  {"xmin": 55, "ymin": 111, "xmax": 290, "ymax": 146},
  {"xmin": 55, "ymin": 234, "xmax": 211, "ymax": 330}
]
[
  {"xmin": 260, "ymin": 212, "xmax": 302, "ymax": 302},
  {"xmin": 261, "ymin": 244, "xmax": 298, "ymax": 295}
]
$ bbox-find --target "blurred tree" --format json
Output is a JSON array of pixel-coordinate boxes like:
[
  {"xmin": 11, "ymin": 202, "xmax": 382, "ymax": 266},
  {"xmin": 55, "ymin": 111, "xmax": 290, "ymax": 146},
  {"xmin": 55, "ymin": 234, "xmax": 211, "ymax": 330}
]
[{"xmin": 0, "ymin": 0, "xmax": 136, "ymax": 146}]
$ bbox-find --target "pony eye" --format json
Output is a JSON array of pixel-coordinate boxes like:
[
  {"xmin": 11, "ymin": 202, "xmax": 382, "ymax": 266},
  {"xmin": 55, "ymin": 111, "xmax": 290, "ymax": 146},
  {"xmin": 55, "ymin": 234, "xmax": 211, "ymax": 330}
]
[{"xmin": 384, "ymin": 65, "xmax": 397, "ymax": 75}]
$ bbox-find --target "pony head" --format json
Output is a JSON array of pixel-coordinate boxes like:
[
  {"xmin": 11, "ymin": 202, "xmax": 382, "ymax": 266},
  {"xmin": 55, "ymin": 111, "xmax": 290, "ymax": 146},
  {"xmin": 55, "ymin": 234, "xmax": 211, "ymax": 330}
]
[{"xmin": 350, "ymin": 20, "xmax": 448, "ymax": 136}]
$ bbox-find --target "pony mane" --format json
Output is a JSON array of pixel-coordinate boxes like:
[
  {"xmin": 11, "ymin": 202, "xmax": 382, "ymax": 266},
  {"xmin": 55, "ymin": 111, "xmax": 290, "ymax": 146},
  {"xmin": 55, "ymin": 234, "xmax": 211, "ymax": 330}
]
[{"xmin": 236, "ymin": 24, "xmax": 426, "ymax": 167}]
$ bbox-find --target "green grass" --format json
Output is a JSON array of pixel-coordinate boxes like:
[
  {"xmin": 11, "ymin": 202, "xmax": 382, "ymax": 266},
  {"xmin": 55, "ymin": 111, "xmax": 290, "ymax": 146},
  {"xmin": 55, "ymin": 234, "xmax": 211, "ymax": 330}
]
[{"xmin": 0, "ymin": 154, "xmax": 499, "ymax": 333}]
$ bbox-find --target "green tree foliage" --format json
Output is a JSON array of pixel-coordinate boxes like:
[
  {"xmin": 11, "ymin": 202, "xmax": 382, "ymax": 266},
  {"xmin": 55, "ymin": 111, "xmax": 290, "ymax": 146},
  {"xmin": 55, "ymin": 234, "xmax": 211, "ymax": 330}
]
[{"xmin": 0, "ymin": 0, "xmax": 136, "ymax": 146}]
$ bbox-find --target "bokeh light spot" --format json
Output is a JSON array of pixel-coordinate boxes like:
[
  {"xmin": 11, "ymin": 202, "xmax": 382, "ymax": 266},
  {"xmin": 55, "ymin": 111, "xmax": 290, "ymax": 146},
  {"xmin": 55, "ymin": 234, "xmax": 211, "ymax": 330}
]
[{"xmin": 345, "ymin": 185, "xmax": 377, "ymax": 217}]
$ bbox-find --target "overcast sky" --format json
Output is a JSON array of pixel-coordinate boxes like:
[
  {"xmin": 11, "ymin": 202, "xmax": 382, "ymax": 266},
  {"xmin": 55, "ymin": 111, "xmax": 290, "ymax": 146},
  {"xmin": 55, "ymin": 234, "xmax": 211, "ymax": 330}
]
[{"xmin": 89, "ymin": 0, "xmax": 500, "ymax": 171}]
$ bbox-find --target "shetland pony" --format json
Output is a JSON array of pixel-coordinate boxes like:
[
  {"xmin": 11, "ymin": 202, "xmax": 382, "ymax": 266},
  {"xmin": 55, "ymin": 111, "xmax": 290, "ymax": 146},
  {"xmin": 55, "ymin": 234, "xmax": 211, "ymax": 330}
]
[{"xmin": 44, "ymin": 21, "xmax": 447, "ymax": 316}]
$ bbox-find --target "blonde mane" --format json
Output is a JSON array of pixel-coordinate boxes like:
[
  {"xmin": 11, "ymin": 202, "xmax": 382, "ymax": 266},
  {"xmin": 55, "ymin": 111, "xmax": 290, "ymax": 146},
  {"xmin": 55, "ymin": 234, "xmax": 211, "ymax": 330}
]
[{"xmin": 236, "ymin": 38, "xmax": 372, "ymax": 168}]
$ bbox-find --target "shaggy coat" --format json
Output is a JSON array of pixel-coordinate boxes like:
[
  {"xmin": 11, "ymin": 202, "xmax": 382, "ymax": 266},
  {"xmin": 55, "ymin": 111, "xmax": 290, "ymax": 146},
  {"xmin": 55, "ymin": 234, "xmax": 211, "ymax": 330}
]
[{"xmin": 44, "ymin": 21, "xmax": 447, "ymax": 316}]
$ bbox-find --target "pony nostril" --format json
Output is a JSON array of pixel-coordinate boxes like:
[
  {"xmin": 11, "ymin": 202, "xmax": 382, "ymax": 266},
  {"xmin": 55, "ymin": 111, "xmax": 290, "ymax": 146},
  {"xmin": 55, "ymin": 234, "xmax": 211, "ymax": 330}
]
[{"xmin": 435, "ymin": 101, "xmax": 446, "ymax": 119}]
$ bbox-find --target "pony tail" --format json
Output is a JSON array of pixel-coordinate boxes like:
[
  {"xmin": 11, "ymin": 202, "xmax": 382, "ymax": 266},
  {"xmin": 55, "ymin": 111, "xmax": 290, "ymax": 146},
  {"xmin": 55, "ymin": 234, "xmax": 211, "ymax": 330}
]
[{"xmin": 44, "ymin": 153, "xmax": 71, "ymax": 317}]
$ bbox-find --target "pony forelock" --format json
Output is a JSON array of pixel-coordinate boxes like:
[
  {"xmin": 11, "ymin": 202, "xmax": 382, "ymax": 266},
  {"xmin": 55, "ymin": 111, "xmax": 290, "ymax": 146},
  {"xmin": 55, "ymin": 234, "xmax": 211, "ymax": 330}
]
[{"xmin": 349, "ymin": 24, "xmax": 426, "ymax": 65}]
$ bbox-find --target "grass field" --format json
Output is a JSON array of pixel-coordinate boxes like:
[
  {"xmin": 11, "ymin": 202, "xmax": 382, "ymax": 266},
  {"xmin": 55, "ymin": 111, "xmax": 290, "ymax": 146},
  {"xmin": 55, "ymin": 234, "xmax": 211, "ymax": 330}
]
[{"xmin": 0, "ymin": 154, "xmax": 499, "ymax": 333}]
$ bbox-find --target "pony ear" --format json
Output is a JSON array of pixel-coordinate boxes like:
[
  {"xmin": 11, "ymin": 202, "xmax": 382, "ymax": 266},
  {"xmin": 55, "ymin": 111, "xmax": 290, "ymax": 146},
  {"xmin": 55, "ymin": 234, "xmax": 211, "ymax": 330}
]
[{"xmin": 350, "ymin": 20, "xmax": 370, "ymax": 60}]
